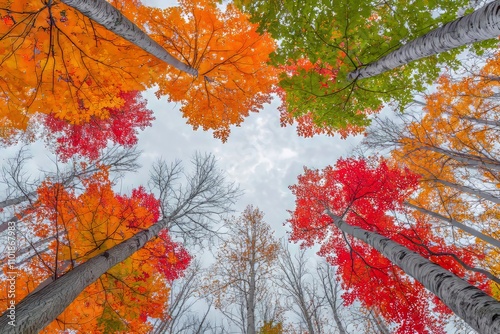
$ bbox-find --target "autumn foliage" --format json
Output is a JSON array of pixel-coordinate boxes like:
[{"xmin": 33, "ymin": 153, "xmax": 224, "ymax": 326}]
[
  {"xmin": 288, "ymin": 157, "xmax": 491, "ymax": 333},
  {"xmin": 0, "ymin": 0, "xmax": 153, "ymax": 133},
  {"xmin": 0, "ymin": 167, "xmax": 190, "ymax": 332},
  {"xmin": 43, "ymin": 90, "xmax": 154, "ymax": 161},
  {"xmin": 142, "ymin": 0, "xmax": 278, "ymax": 141}
]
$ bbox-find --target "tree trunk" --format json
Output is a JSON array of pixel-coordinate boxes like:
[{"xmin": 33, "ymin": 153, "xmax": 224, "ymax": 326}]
[
  {"xmin": 319, "ymin": 264, "xmax": 346, "ymax": 334},
  {"xmin": 325, "ymin": 209, "xmax": 500, "ymax": 334},
  {"xmin": 405, "ymin": 201, "xmax": 500, "ymax": 249},
  {"xmin": 0, "ymin": 217, "xmax": 169, "ymax": 333},
  {"xmin": 432, "ymin": 178, "xmax": 500, "ymax": 204},
  {"xmin": 370, "ymin": 310, "xmax": 390, "ymax": 334},
  {"xmin": 461, "ymin": 116, "xmax": 500, "ymax": 128},
  {"xmin": 247, "ymin": 224, "xmax": 257, "ymax": 334},
  {"xmin": 0, "ymin": 192, "xmax": 37, "ymax": 210},
  {"xmin": 60, "ymin": 0, "xmax": 197, "ymax": 76},
  {"xmin": 348, "ymin": 1, "xmax": 500, "ymax": 80},
  {"xmin": 421, "ymin": 145, "xmax": 500, "ymax": 172}
]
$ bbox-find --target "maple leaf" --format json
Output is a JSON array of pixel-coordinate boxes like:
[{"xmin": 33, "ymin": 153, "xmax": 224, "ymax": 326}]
[
  {"xmin": 287, "ymin": 157, "xmax": 491, "ymax": 333},
  {"xmin": 141, "ymin": 0, "xmax": 278, "ymax": 141}
]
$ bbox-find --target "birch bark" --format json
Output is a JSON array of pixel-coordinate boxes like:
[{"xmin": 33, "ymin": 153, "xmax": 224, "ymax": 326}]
[
  {"xmin": 325, "ymin": 209, "xmax": 500, "ymax": 334},
  {"xmin": 348, "ymin": 1, "xmax": 500, "ymax": 80},
  {"xmin": 60, "ymin": 0, "xmax": 197, "ymax": 76}
]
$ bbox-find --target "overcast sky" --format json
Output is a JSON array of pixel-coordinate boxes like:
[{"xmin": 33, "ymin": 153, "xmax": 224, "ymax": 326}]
[{"xmin": 131, "ymin": 90, "xmax": 364, "ymax": 239}]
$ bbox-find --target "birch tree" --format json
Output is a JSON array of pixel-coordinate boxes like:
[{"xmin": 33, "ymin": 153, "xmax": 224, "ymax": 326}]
[
  {"xmin": 347, "ymin": 1, "xmax": 500, "ymax": 80},
  {"xmin": 287, "ymin": 157, "xmax": 499, "ymax": 333},
  {"xmin": 0, "ymin": 153, "xmax": 237, "ymax": 333}
]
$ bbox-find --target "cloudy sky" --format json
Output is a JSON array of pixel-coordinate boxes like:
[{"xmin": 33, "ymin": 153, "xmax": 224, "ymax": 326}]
[{"xmin": 130, "ymin": 90, "xmax": 364, "ymax": 239}]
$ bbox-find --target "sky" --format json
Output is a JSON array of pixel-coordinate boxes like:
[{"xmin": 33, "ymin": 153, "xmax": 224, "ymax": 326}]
[
  {"xmin": 127, "ymin": 90, "xmax": 364, "ymax": 240},
  {"xmin": 0, "ymin": 0, "xmax": 488, "ymax": 332}
]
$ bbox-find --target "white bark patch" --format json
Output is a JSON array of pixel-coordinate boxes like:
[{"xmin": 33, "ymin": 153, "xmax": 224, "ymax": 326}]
[
  {"xmin": 348, "ymin": 1, "xmax": 500, "ymax": 80},
  {"xmin": 60, "ymin": 0, "xmax": 197, "ymax": 76}
]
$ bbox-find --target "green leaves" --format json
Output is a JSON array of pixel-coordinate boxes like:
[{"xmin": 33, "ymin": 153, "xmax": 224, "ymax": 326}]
[{"xmin": 238, "ymin": 0, "xmax": 483, "ymax": 136}]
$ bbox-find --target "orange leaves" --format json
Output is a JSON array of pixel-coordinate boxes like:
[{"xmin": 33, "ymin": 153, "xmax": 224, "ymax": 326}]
[
  {"xmin": 0, "ymin": 167, "xmax": 190, "ymax": 332},
  {"xmin": 0, "ymin": 0, "xmax": 153, "ymax": 135},
  {"xmin": 143, "ymin": 0, "xmax": 278, "ymax": 141}
]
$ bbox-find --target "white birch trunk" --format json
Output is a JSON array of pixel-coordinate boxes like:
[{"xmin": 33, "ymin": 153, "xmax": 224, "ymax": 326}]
[
  {"xmin": 433, "ymin": 178, "xmax": 500, "ymax": 204},
  {"xmin": 421, "ymin": 145, "xmax": 500, "ymax": 172},
  {"xmin": 325, "ymin": 209, "xmax": 500, "ymax": 334},
  {"xmin": 0, "ymin": 217, "xmax": 169, "ymax": 333},
  {"xmin": 60, "ymin": 0, "xmax": 198, "ymax": 76},
  {"xmin": 405, "ymin": 201, "xmax": 500, "ymax": 249},
  {"xmin": 348, "ymin": 1, "xmax": 500, "ymax": 80}
]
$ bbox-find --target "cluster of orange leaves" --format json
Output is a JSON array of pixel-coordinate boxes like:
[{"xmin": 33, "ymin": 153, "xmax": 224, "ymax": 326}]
[
  {"xmin": 0, "ymin": 0, "xmax": 154, "ymax": 135},
  {"xmin": 134, "ymin": 0, "xmax": 278, "ymax": 141},
  {"xmin": 1, "ymin": 0, "xmax": 278, "ymax": 143},
  {"xmin": 0, "ymin": 167, "xmax": 189, "ymax": 333}
]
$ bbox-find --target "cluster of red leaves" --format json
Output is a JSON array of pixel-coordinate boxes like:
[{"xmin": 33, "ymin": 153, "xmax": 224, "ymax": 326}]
[
  {"xmin": 288, "ymin": 157, "xmax": 490, "ymax": 333},
  {"xmin": 43, "ymin": 91, "xmax": 154, "ymax": 161},
  {"xmin": 155, "ymin": 230, "xmax": 192, "ymax": 281}
]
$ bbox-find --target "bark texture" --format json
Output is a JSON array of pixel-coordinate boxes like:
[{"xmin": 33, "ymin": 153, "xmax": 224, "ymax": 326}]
[
  {"xmin": 348, "ymin": 1, "xmax": 500, "ymax": 80},
  {"xmin": 325, "ymin": 210, "xmax": 500, "ymax": 334},
  {"xmin": 422, "ymin": 146, "xmax": 500, "ymax": 172},
  {"xmin": 405, "ymin": 202, "xmax": 500, "ymax": 249},
  {"xmin": 0, "ymin": 218, "xmax": 168, "ymax": 333},
  {"xmin": 433, "ymin": 178, "xmax": 500, "ymax": 204},
  {"xmin": 60, "ymin": 0, "xmax": 197, "ymax": 76}
]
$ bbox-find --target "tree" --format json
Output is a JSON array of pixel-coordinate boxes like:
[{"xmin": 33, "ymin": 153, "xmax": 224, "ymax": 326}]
[
  {"xmin": 205, "ymin": 206, "xmax": 280, "ymax": 334},
  {"xmin": 0, "ymin": 0, "xmax": 155, "ymax": 133},
  {"xmin": 60, "ymin": 0, "xmax": 197, "ymax": 75},
  {"xmin": 237, "ymin": 0, "xmax": 496, "ymax": 136},
  {"xmin": 347, "ymin": 1, "xmax": 500, "ymax": 80},
  {"xmin": 141, "ymin": 0, "xmax": 278, "ymax": 141},
  {"xmin": 0, "ymin": 0, "xmax": 277, "ymax": 143},
  {"xmin": 0, "ymin": 153, "xmax": 237, "ymax": 333},
  {"xmin": 1, "ymin": 166, "xmax": 191, "ymax": 333},
  {"xmin": 287, "ymin": 157, "xmax": 498, "ymax": 333},
  {"xmin": 277, "ymin": 242, "xmax": 324, "ymax": 334}
]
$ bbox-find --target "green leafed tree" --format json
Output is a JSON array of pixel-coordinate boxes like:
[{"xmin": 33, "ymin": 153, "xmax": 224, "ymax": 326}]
[{"xmin": 237, "ymin": 0, "xmax": 499, "ymax": 137}]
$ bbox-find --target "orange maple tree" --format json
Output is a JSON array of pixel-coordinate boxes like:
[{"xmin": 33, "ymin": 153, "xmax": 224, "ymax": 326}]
[
  {"xmin": 0, "ymin": 167, "xmax": 190, "ymax": 332},
  {"xmin": 0, "ymin": 0, "xmax": 154, "ymax": 135},
  {"xmin": 139, "ymin": 0, "xmax": 278, "ymax": 141}
]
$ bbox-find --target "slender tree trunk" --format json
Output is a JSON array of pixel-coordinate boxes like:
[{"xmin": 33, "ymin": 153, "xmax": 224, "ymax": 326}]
[
  {"xmin": 421, "ymin": 145, "xmax": 500, "ymax": 172},
  {"xmin": 460, "ymin": 115, "xmax": 500, "ymax": 128},
  {"xmin": 370, "ymin": 310, "xmax": 390, "ymax": 334},
  {"xmin": 348, "ymin": 1, "xmax": 500, "ymax": 80},
  {"xmin": 0, "ymin": 217, "xmax": 169, "ymax": 333},
  {"xmin": 405, "ymin": 202, "xmax": 500, "ymax": 249},
  {"xmin": 247, "ymin": 224, "xmax": 257, "ymax": 334},
  {"xmin": 319, "ymin": 265, "xmax": 346, "ymax": 334},
  {"xmin": 432, "ymin": 178, "xmax": 500, "ymax": 204},
  {"xmin": 60, "ymin": 0, "xmax": 198, "ymax": 76},
  {"xmin": 324, "ymin": 209, "xmax": 500, "ymax": 334},
  {"xmin": 247, "ymin": 264, "xmax": 256, "ymax": 334},
  {"xmin": 0, "ymin": 192, "xmax": 37, "ymax": 210}
]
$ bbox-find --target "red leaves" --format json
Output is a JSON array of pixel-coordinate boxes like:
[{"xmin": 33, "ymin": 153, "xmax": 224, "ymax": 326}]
[
  {"xmin": 288, "ymin": 157, "xmax": 489, "ymax": 333},
  {"xmin": 155, "ymin": 230, "xmax": 191, "ymax": 281},
  {"xmin": 43, "ymin": 91, "xmax": 154, "ymax": 161}
]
